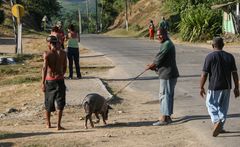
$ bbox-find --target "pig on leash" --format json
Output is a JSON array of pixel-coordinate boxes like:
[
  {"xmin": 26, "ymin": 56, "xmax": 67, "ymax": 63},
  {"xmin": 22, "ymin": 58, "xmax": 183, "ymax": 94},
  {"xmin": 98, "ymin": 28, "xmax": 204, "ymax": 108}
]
[
  {"xmin": 82, "ymin": 93, "xmax": 112, "ymax": 129},
  {"xmin": 82, "ymin": 70, "xmax": 147, "ymax": 129}
]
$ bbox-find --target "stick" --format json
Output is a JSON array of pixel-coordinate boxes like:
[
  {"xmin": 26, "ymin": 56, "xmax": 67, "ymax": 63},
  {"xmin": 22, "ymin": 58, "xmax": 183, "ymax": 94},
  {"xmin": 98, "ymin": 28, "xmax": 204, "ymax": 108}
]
[{"xmin": 111, "ymin": 69, "xmax": 148, "ymax": 98}]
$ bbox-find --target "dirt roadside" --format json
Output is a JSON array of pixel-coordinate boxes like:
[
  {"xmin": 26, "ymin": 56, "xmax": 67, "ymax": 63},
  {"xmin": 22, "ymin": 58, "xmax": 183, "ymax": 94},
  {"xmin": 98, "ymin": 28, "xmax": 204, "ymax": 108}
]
[{"xmin": 0, "ymin": 36, "xmax": 204, "ymax": 147}]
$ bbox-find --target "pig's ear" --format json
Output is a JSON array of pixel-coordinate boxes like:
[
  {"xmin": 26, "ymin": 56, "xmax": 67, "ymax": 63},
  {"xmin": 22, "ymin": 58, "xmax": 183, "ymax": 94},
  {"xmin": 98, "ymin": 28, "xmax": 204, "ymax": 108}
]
[{"xmin": 108, "ymin": 105, "xmax": 113, "ymax": 109}]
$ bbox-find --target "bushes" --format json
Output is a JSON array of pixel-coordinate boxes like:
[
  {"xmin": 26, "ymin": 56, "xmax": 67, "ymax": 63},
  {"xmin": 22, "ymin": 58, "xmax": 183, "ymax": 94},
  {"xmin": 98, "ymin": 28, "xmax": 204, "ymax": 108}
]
[
  {"xmin": 0, "ymin": 10, "xmax": 4, "ymax": 24},
  {"xmin": 0, "ymin": 0, "xmax": 4, "ymax": 24},
  {"xmin": 162, "ymin": 0, "xmax": 229, "ymax": 42},
  {"xmin": 21, "ymin": 0, "xmax": 61, "ymax": 29},
  {"xmin": 179, "ymin": 5, "xmax": 222, "ymax": 42}
]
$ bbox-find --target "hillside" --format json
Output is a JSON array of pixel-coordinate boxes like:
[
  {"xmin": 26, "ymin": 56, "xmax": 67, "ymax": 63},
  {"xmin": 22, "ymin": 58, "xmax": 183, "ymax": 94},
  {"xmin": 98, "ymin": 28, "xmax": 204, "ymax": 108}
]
[{"xmin": 109, "ymin": 0, "xmax": 164, "ymax": 36}]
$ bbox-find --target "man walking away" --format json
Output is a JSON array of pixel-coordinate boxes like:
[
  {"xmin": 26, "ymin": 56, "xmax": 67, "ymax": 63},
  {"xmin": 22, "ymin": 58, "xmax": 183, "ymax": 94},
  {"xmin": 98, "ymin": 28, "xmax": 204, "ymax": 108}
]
[
  {"xmin": 41, "ymin": 35, "xmax": 67, "ymax": 130},
  {"xmin": 146, "ymin": 28, "xmax": 179, "ymax": 126},
  {"xmin": 200, "ymin": 37, "xmax": 239, "ymax": 137}
]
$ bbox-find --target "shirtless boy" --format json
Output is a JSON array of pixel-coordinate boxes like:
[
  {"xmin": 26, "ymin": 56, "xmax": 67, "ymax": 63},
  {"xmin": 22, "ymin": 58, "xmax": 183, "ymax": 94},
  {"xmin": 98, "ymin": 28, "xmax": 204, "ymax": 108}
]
[{"xmin": 41, "ymin": 35, "xmax": 67, "ymax": 130}]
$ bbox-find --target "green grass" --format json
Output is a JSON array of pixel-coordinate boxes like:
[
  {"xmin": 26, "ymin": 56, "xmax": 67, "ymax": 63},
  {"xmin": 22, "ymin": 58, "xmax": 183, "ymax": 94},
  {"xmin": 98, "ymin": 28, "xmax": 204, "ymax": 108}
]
[
  {"xmin": 0, "ymin": 131, "xmax": 14, "ymax": 139},
  {"xmin": 0, "ymin": 76, "xmax": 41, "ymax": 86}
]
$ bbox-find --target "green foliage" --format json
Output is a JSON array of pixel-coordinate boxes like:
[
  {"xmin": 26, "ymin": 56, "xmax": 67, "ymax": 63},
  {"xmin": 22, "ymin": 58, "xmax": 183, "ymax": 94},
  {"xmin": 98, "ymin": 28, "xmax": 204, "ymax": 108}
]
[
  {"xmin": 163, "ymin": 0, "xmax": 232, "ymax": 15},
  {"xmin": 179, "ymin": 5, "xmax": 222, "ymax": 42},
  {"xmin": 162, "ymin": 0, "xmax": 230, "ymax": 41},
  {"xmin": 0, "ymin": 10, "xmax": 4, "ymax": 24},
  {"xmin": 100, "ymin": 0, "xmax": 118, "ymax": 30},
  {"xmin": 0, "ymin": 1, "xmax": 5, "ymax": 24},
  {"xmin": 52, "ymin": 10, "xmax": 79, "ymax": 32},
  {"xmin": 20, "ymin": 0, "xmax": 61, "ymax": 29}
]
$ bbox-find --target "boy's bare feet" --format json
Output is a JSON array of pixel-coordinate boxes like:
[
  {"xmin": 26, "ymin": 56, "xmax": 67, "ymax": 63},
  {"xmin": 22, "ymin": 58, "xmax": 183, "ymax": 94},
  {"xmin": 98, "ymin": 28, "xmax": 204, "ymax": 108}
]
[{"xmin": 46, "ymin": 125, "xmax": 52, "ymax": 128}]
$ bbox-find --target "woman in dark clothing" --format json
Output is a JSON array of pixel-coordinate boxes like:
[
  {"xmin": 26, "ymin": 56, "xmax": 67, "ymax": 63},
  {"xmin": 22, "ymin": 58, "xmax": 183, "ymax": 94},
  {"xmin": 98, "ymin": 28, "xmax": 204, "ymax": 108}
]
[{"xmin": 66, "ymin": 24, "xmax": 82, "ymax": 79}]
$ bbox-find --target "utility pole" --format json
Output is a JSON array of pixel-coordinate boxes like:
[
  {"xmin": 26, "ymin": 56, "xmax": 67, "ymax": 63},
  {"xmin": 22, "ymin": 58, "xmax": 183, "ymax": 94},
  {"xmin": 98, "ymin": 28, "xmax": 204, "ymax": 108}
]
[
  {"xmin": 129, "ymin": 0, "xmax": 132, "ymax": 16},
  {"xmin": 125, "ymin": 0, "xmax": 128, "ymax": 31},
  {"xmin": 78, "ymin": 8, "xmax": 82, "ymax": 34},
  {"xmin": 86, "ymin": 0, "xmax": 89, "ymax": 33},
  {"xmin": 237, "ymin": 1, "xmax": 239, "ymax": 16},
  {"xmin": 10, "ymin": 0, "xmax": 17, "ymax": 53},
  {"xmin": 100, "ymin": 1, "xmax": 103, "ymax": 32},
  {"xmin": 96, "ymin": 0, "xmax": 98, "ymax": 33}
]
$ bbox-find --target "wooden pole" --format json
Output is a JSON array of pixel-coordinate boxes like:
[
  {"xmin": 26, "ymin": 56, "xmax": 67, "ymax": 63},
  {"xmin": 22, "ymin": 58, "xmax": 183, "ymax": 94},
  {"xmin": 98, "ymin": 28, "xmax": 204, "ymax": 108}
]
[
  {"xmin": 10, "ymin": 0, "xmax": 17, "ymax": 53},
  {"xmin": 125, "ymin": 0, "xmax": 128, "ymax": 31}
]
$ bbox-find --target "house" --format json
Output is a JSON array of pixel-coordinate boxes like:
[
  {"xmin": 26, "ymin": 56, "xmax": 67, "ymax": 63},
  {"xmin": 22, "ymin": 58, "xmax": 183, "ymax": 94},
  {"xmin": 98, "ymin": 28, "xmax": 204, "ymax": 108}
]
[{"xmin": 211, "ymin": 1, "xmax": 240, "ymax": 34}]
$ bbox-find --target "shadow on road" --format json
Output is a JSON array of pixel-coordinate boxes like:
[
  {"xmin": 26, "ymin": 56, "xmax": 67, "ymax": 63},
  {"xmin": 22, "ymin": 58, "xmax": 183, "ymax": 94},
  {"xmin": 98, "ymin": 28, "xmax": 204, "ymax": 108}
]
[
  {"xmin": 173, "ymin": 113, "xmax": 240, "ymax": 124},
  {"xmin": 98, "ymin": 121, "xmax": 156, "ymax": 128},
  {"xmin": 0, "ymin": 142, "xmax": 14, "ymax": 147},
  {"xmin": 0, "ymin": 130, "xmax": 94, "ymax": 140},
  {"xmin": 80, "ymin": 54, "xmax": 105, "ymax": 58},
  {"xmin": 218, "ymin": 133, "xmax": 240, "ymax": 138},
  {"xmin": 100, "ymin": 113, "xmax": 240, "ymax": 129},
  {"xmin": 102, "ymin": 75, "xmax": 201, "ymax": 82},
  {"xmin": 102, "ymin": 76, "xmax": 158, "ymax": 82},
  {"xmin": 0, "ymin": 38, "xmax": 15, "ymax": 45}
]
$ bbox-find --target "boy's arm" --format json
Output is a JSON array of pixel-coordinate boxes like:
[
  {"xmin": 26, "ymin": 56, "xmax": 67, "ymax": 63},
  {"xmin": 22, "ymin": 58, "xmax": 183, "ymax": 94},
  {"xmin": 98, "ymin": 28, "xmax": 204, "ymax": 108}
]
[
  {"xmin": 41, "ymin": 52, "xmax": 48, "ymax": 92},
  {"xmin": 63, "ymin": 52, "xmax": 67, "ymax": 75}
]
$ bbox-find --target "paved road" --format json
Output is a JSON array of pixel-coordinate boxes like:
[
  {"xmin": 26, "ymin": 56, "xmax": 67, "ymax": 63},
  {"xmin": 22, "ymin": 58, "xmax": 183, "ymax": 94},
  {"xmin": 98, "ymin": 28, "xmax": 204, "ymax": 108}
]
[{"xmin": 81, "ymin": 34, "xmax": 240, "ymax": 147}]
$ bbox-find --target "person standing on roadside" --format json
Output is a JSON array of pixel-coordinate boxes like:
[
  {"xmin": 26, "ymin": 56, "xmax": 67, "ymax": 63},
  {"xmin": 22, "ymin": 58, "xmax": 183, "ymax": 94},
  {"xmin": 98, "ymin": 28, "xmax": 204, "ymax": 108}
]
[
  {"xmin": 41, "ymin": 35, "xmax": 67, "ymax": 130},
  {"xmin": 146, "ymin": 28, "xmax": 179, "ymax": 126},
  {"xmin": 149, "ymin": 20, "xmax": 155, "ymax": 40},
  {"xmin": 200, "ymin": 37, "xmax": 239, "ymax": 137},
  {"xmin": 56, "ymin": 21, "xmax": 65, "ymax": 49},
  {"xmin": 50, "ymin": 26, "xmax": 62, "ymax": 50},
  {"xmin": 159, "ymin": 16, "xmax": 169, "ymax": 32},
  {"xmin": 66, "ymin": 24, "xmax": 82, "ymax": 79}
]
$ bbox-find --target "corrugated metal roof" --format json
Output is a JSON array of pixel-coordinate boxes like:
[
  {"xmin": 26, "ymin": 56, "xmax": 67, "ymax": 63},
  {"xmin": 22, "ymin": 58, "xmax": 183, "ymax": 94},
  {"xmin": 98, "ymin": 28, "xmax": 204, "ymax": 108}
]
[{"xmin": 211, "ymin": 1, "xmax": 236, "ymax": 10}]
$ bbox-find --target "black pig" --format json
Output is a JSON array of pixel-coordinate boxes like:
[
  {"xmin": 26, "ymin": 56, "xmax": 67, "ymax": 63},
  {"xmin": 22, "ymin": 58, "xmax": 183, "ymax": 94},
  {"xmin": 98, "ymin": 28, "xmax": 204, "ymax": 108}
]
[{"xmin": 82, "ymin": 93, "xmax": 112, "ymax": 129}]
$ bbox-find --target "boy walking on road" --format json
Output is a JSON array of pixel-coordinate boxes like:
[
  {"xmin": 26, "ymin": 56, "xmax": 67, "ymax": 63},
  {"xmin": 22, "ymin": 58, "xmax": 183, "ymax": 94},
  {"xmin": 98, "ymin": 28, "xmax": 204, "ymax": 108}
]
[
  {"xmin": 41, "ymin": 35, "xmax": 67, "ymax": 130},
  {"xmin": 200, "ymin": 37, "xmax": 239, "ymax": 137}
]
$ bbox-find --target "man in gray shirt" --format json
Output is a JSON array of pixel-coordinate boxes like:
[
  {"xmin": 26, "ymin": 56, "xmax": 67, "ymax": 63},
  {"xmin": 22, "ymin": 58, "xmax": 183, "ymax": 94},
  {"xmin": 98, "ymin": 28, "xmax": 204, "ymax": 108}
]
[{"xmin": 146, "ymin": 28, "xmax": 179, "ymax": 125}]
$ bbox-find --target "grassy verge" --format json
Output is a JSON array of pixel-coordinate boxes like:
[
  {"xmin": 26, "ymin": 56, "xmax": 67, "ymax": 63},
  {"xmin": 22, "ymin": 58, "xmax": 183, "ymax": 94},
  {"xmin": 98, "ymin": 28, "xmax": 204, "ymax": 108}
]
[
  {"xmin": 0, "ymin": 54, "xmax": 42, "ymax": 86},
  {"xmin": 0, "ymin": 131, "xmax": 14, "ymax": 139},
  {"xmin": 105, "ymin": 28, "xmax": 141, "ymax": 38}
]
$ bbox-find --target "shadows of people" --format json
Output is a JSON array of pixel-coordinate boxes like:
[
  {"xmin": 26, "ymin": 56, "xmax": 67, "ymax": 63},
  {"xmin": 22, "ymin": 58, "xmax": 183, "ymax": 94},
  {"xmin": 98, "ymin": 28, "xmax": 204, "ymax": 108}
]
[
  {"xmin": 0, "ymin": 130, "xmax": 94, "ymax": 140},
  {"xmin": 98, "ymin": 113, "xmax": 240, "ymax": 129},
  {"xmin": 0, "ymin": 142, "xmax": 14, "ymax": 147},
  {"xmin": 172, "ymin": 113, "xmax": 240, "ymax": 124},
  {"xmin": 102, "ymin": 74, "xmax": 201, "ymax": 82},
  {"xmin": 97, "ymin": 121, "xmax": 156, "ymax": 128},
  {"xmin": 0, "ymin": 38, "xmax": 15, "ymax": 45}
]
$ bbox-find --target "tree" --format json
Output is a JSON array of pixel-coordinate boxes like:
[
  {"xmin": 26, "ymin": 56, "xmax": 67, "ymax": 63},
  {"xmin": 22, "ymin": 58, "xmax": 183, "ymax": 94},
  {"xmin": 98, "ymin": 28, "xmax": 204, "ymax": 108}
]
[
  {"xmin": 20, "ymin": 0, "xmax": 61, "ymax": 29},
  {"xmin": 0, "ymin": 0, "xmax": 5, "ymax": 24}
]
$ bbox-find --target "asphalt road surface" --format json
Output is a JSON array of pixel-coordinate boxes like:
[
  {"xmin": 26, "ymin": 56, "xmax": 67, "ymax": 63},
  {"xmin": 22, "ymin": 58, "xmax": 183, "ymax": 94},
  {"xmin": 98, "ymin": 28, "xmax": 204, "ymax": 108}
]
[{"xmin": 81, "ymin": 34, "xmax": 240, "ymax": 147}]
